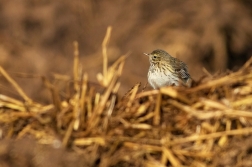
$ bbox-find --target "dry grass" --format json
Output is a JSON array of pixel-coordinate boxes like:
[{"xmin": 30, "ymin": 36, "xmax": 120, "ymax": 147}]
[{"xmin": 0, "ymin": 27, "xmax": 252, "ymax": 167}]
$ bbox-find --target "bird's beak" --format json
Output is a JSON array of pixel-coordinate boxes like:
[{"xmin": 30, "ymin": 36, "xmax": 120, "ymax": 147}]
[{"xmin": 143, "ymin": 53, "xmax": 149, "ymax": 56}]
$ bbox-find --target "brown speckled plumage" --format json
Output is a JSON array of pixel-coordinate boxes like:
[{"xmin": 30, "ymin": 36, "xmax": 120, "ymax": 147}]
[{"xmin": 145, "ymin": 49, "xmax": 192, "ymax": 89}]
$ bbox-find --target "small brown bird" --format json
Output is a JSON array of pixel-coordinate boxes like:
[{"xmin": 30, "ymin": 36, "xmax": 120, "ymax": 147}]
[{"xmin": 144, "ymin": 49, "xmax": 192, "ymax": 89}]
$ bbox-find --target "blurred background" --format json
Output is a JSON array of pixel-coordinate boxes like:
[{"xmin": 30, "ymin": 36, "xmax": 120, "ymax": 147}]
[{"xmin": 0, "ymin": 0, "xmax": 252, "ymax": 103}]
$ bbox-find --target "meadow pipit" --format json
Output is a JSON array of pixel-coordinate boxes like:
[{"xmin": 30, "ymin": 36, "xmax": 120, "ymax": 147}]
[{"xmin": 144, "ymin": 49, "xmax": 192, "ymax": 89}]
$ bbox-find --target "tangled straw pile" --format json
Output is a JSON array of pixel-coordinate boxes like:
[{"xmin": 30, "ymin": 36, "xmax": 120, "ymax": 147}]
[{"xmin": 0, "ymin": 27, "xmax": 252, "ymax": 167}]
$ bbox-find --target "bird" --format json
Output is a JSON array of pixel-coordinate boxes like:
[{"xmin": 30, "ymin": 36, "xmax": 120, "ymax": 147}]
[{"xmin": 144, "ymin": 49, "xmax": 192, "ymax": 89}]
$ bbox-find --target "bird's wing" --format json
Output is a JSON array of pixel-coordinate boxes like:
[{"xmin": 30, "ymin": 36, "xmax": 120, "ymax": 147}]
[{"xmin": 174, "ymin": 61, "xmax": 190, "ymax": 80}]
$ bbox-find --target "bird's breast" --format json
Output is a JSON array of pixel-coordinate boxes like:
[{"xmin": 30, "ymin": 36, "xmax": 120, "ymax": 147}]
[{"xmin": 148, "ymin": 67, "xmax": 179, "ymax": 89}]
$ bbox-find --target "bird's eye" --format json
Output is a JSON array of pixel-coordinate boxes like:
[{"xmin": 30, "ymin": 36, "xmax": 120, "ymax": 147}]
[{"xmin": 153, "ymin": 56, "xmax": 157, "ymax": 59}]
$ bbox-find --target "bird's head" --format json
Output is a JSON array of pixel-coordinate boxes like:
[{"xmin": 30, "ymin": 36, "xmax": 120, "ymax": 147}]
[{"xmin": 144, "ymin": 49, "xmax": 169, "ymax": 64}]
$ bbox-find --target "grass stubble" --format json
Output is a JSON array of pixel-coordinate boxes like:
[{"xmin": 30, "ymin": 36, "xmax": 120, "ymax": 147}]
[{"xmin": 0, "ymin": 26, "xmax": 252, "ymax": 167}]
